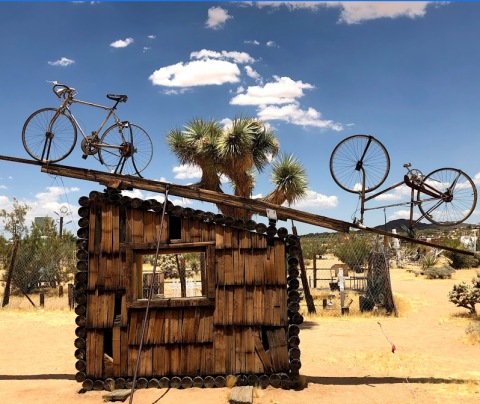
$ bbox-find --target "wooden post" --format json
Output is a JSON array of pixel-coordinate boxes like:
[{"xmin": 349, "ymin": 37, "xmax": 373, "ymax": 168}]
[
  {"xmin": 68, "ymin": 284, "xmax": 74, "ymax": 309},
  {"xmin": 59, "ymin": 285, "xmax": 64, "ymax": 298},
  {"xmin": 291, "ymin": 223, "xmax": 316, "ymax": 314},
  {"xmin": 40, "ymin": 293, "xmax": 45, "ymax": 308},
  {"xmin": 2, "ymin": 239, "xmax": 19, "ymax": 307},
  {"xmin": 175, "ymin": 255, "xmax": 186, "ymax": 298},
  {"xmin": 313, "ymin": 253, "xmax": 317, "ymax": 289}
]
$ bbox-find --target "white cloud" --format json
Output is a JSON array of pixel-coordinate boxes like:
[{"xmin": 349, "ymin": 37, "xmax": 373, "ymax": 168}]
[
  {"xmin": 220, "ymin": 174, "xmax": 229, "ymax": 184},
  {"xmin": 173, "ymin": 164, "xmax": 202, "ymax": 179},
  {"xmin": 110, "ymin": 38, "xmax": 134, "ymax": 48},
  {"xmin": 257, "ymin": 104, "xmax": 343, "ymax": 131},
  {"xmin": 162, "ymin": 88, "xmax": 189, "ymax": 95},
  {"xmin": 8, "ymin": 176, "xmax": 12, "ymax": 180},
  {"xmin": 47, "ymin": 57, "xmax": 75, "ymax": 67},
  {"xmin": 245, "ymin": 66, "xmax": 263, "ymax": 83},
  {"xmin": 374, "ymin": 185, "xmax": 411, "ymax": 201},
  {"xmin": 388, "ymin": 210, "xmax": 419, "ymax": 221},
  {"xmin": 121, "ymin": 189, "xmax": 144, "ymax": 199},
  {"xmin": 143, "ymin": 47, "xmax": 151, "ymax": 53},
  {"xmin": 250, "ymin": 2, "xmax": 444, "ymax": 24},
  {"xmin": 244, "ymin": 40, "xmax": 260, "ymax": 45},
  {"xmin": 288, "ymin": 190, "xmax": 338, "ymax": 209},
  {"xmin": 230, "ymin": 75, "xmax": 314, "ymax": 106},
  {"xmin": 149, "ymin": 59, "xmax": 241, "ymax": 87},
  {"xmin": 266, "ymin": 40, "xmax": 278, "ymax": 47},
  {"xmin": 219, "ymin": 118, "xmax": 233, "ymax": 128},
  {"xmin": 148, "ymin": 35, "xmax": 156, "ymax": 39},
  {"xmin": 252, "ymin": 193, "xmax": 263, "ymax": 199},
  {"xmin": 0, "ymin": 185, "xmax": 7, "ymax": 189},
  {"xmin": 473, "ymin": 173, "xmax": 480, "ymax": 185},
  {"xmin": 206, "ymin": 6, "xmax": 233, "ymax": 29},
  {"xmin": 190, "ymin": 49, "xmax": 255, "ymax": 64},
  {"xmin": 236, "ymin": 86, "xmax": 245, "ymax": 94}
]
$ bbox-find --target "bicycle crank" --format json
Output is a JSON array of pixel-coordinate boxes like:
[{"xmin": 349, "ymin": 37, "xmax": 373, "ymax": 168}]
[{"xmin": 81, "ymin": 134, "xmax": 99, "ymax": 159}]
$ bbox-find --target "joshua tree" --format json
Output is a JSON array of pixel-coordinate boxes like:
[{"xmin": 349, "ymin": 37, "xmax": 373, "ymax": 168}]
[{"xmin": 166, "ymin": 116, "xmax": 308, "ymax": 219}]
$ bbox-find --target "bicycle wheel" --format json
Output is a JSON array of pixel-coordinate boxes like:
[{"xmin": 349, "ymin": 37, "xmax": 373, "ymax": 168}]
[
  {"xmin": 22, "ymin": 108, "xmax": 77, "ymax": 163},
  {"xmin": 330, "ymin": 135, "xmax": 390, "ymax": 193},
  {"xmin": 417, "ymin": 168, "xmax": 477, "ymax": 226},
  {"xmin": 99, "ymin": 122, "xmax": 153, "ymax": 176}
]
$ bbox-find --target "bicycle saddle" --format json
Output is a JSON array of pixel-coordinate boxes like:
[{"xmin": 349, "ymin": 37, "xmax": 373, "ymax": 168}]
[{"xmin": 107, "ymin": 94, "xmax": 128, "ymax": 103}]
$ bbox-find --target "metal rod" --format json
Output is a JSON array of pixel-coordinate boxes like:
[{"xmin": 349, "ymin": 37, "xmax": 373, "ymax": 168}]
[{"xmin": 129, "ymin": 186, "xmax": 169, "ymax": 404}]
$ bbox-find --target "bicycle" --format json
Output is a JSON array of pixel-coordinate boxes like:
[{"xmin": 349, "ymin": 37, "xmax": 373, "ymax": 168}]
[
  {"xmin": 22, "ymin": 81, "xmax": 153, "ymax": 177},
  {"xmin": 330, "ymin": 135, "xmax": 477, "ymax": 229}
]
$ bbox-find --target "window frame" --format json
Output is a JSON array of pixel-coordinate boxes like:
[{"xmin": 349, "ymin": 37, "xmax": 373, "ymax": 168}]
[{"xmin": 123, "ymin": 242, "xmax": 215, "ymax": 309}]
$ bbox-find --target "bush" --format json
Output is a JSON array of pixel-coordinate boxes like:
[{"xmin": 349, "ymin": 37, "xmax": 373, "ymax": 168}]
[
  {"xmin": 299, "ymin": 237, "xmax": 328, "ymax": 260},
  {"xmin": 441, "ymin": 238, "xmax": 480, "ymax": 269},
  {"xmin": 333, "ymin": 234, "xmax": 371, "ymax": 270},
  {"xmin": 421, "ymin": 254, "xmax": 438, "ymax": 269},
  {"xmin": 448, "ymin": 273, "xmax": 480, "ymax": 314},
  {"xmin": 424, "ymin": 266, "xmax": 454, "ymax": 279}
]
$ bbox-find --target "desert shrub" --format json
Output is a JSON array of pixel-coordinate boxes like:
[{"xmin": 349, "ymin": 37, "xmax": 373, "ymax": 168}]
[
  {"xmin": 424, "ymin": 266, "xmax": 454, "ymax": 279},
  {"xmin": 448, "ymin": 273, "xmax": 480, "ymax": 314},
  {"xmin": 441, "ymin": 238, "xmax": 480, "ymax": 269},
  {"xmin": 421, "ymin": 254, "xmax": 438, "ymax": 269},
  {"xmin": 333, "ymin": 234, "xmax": 371, "ymax": 270}
]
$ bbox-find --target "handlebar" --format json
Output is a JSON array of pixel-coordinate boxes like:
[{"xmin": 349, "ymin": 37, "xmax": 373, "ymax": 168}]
[{"xmin": 46, "ymin": 80, "xmax": 76, "ymax": 99}]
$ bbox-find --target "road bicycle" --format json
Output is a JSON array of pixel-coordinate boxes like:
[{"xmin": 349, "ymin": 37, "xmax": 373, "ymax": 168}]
[
  {"xmin": 22, "ymin": 81, "xmax": 153, "ymax": 177},
  {"xmin": 330, "ymin": 135, "xmax": 477, "ymax": 229}
]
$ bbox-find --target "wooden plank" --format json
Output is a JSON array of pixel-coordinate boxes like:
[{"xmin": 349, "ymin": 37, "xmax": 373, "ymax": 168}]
[
  {"xmin": 182, "ymin": 307, "xmax": 196, "ymax": 343},
  {"xmin": 274, "ymin": 240, "xmax": 286, "ymax": 285},
  {"xmin": 225, "ymin": 326, "xmax": 234, "ymax": 374},
  {"xmin": 191, "ymin": 219, "xmax": 201, "ymax": 242},
  {"xmin": 213, "ymin": 286, "xmax": 224, "ymax": 325},
  {"xmin": 112, "ymin": 327, "xmax": 121, "ymax": 376},
  {"xmin": 206, "ymin": 245, "xmax": 216, "ymax": 298},
  {"xmin": 181, "ymin": 218, "xmax": 191, "ymax": 243},
  {"xmin": 279, "ymin": 287, "xmax": 288, "ymax": 326},
  {"xmin": 239, "ymin": 230, "xmax": 251, "ymax": 249},
  {"xmin": 214, "ymin": 328, "xmax": 226, "ymax": 375},
  {"xmin": 264, "ymin": 286, "xmax": 273, "ymax": 326},
  {"xmin": 253, "ymin": 329, "xmax": 270, "ymax": 373},
  {"xmin": 112, "ymin": 205, "xmax": 120, "ymax": 254},
  {"xmin": 153, "ymin": 310, "xmax": 165, "ymax": 344},
  {"xmin": 216, "ymin": 250, "xmax": 225, "ymax": 286},
  {"xmin": 244, "ymin": 250, "xmax": 254, "ymax": 285},
  {"xmin": 253, "ymin": 250, "xmax": 264, "ymax": 285},
  {"xmin": 205, "ymin": 343, "xmax": 215, "ymax": 374},
  {"xmin": 215, "ymin": 225, "xmax": 224, "ymax": 249},
  {"xmin": 120, "ymin": 241, "xmax": 215, "ymax": 250},
  {"xmin": 245, "ymin": 327, "xmax": 255, "ymax": 374},
  {"xmin": 264, "ymin": 246, "xmax": 275, "ymax": 284},
  {"xmin": 253, "ymin": 285, "xmax": 264, "ymax": 326},
  {"xmin": 120, "ymin": 328, "xmax": 128, "ymax": 376},
  {"xmin": 86, "ymin": 291, "xmax": 96, "ymax": 328},
  {"xmin": 125, "ymin": 249, "xmax": 135, "ymax": 307},
  {"xmin": 153, "ymin": 345, "xmax": 165, "ymax": 377},
  {"xmin": 132, "ymin": 209, "xmax": 144, "ymax": 243},
  {"xmin": 189, "ymin": 344, "xmax": 201, "ymax": 376},
  {"xmin": 97, "ymin": 254, "xmax": 106, "ymax": 288},
  {"xmin": 225, "ymin": 286, "xmax": 234, "ymax": 326},
  {"xmin": 224, "ymin": 250, "xmax": 234, "ymax": 286},
  {"xmin": 144, "ymin": 211, "xmax": 156, "ymax": 243},
  {"xmin": 170, "ymin": 345, "xmax": 181, "ymax": 376},
  {"xmin": 233, "ymin": 248, "xmax": 244, "ymax": 285},
  {"xmin": 88, "ymin": 203, "xmax": 96, "ymax": 254},
  {"xmin": 233, "ymin": 286, "xmax": 245, "ymax": 325},
  {"xmin": 224, "ymin": 226, "xmax": 232, "ymax": 249},
  {"xmin": 121, "ymin": 294, "xmax": 128, "ymax": 328},
  {"xmin": 266, "ymin": 329, "xmax": 289, "ymax": 372},
  {"xmin": 203, "ymin": 307, "xmax": 214, "ymax": 342},
  {"xmin": 165, "ymin": 345, "xmax": 173, "ymax": 376},
  {"xmin": 95, "ymin": 330, "xmax": 104, "ymax": 378},
  {"xmin": 245, "ymin": 286, "xmax": 254, "ymax": 325},
  {"xmin": 273, "ymin": 286, "xmax": 281, "ymax": 326}
]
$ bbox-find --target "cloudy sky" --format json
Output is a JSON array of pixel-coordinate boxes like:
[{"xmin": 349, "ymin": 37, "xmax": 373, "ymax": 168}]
[{"xmin": 1, "ymin": 1, "xmax": 479, "ymax": 236}]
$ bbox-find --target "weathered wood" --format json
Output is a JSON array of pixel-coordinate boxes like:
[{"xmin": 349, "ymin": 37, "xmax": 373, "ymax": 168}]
[
  {"xmin": 82, "ymin": 379, "xmax": 93, "ymax": 391},
  {"xmin": 148, "ymin": 378, "xmax": 160, "ymax": 389},
  {"xmin": 75, "ymin": 372, "xmax": 86, "ymax": 383},
  {"xmin": 259, "ymin": 374, "xmax": 270, "ymax": 388},
  {"xmin": 93, "ymin": 380, "xmax": 104, "ymax": 391},
  {"xmin": 291, "ymin": 225, "xmax": 316, "ymax": 314},
  {"xmin": 203, "ymin": 375, "xmax": 215, "ymax": 388},
  {"xmin": 193, "ymin": 376, "xmax": 204, "ymax": 388},
  {"xmin": 159, "ymin": 377, "xmax": 170, "ymax": 389},
  {"xmin": 253, "ymin": 332, "xmax": 272, "ymax": 373},
  {"xmin": 214, "ymin": 375, "xmax": 226, "ymax": 388},
  {"xmin": 114, "ymin": 378, "xmax": 126, "ymax": 390},
  {"xmin": 270, "ymin": 373, "xmax": 281, "ymax": 387},
  {"xmin": 129, "ymin": 297, "xmax": 214, "ymax": 309},
  {"xmin": 102, "ymin": 389, "xmax": 131, "ymax": 402},
  {"xmin": 181, "ymin": 376, "xmax": 193, "ymax": 389},
  {"xmin": 229, "ymin": 386, "xmax": 254, "ymax": 404},
  {"xmin": 247, "ymin": 374, "xmax": 259, "ymax": 386}
]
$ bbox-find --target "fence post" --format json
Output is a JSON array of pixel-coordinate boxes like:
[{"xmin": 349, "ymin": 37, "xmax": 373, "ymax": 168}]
[
  {"xmin": 68, "ymin": 284, "xmax": 74, "ymax": 310},
  {"xmin": 59, "ymin": 285, "xmax": 64, "ymax": 298},
  {"xmin": 2, "ymin": 239, "xmax": 19, "ymax": 307},
  {"xmin": 313, "ymin": 253, "xmax": 317, "ymax": 289},
  {"xmin": 40, "ymin": 293, "xmax": 45, "ymax": 308}
]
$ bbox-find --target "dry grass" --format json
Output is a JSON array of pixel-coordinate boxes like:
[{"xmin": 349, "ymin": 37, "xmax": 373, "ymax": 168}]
[
  {"xmin": 226, "ymin": 374, "xmax": 238, "ymax": 388},
  {"xmin": 461, "ymin": 331, "xmax": 480, "ymax": 345},
  {"xmin": 253, "ymin": 387, "xmax": 263, "ymax": 399}
]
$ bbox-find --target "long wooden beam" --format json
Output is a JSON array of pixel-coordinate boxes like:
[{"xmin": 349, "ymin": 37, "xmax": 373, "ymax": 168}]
[{"xmin": 0, "ymin": 154, "xmax": 475, "ymax": 256}]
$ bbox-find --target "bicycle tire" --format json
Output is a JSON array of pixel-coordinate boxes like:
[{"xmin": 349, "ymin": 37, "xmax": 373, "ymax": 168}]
[
  {"xmin": 330, "ymin": 135, "xmax": 390, "ymax": 194},
  {"xmin": 417, "ymin": 168, "xmax": 477, "ymax": 226},
  {"xmin": 22, "ymin": 108, "xmax": 77, "ymax": 163},
  {"xmin": 98, "ymin": 122, "xmax": 153, "ymax": 176}
]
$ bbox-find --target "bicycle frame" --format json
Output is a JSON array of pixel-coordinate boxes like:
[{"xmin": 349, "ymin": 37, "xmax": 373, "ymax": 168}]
[
  {"xmin": 47, "ymin": 94, "xmax": 125, "ymax": 152},
  {"xmin": 358, "ymin": 168, "xmax": 458, "ymax": 230}
]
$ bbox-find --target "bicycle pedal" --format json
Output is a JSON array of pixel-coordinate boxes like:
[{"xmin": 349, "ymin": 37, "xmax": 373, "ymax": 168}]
[{"xmin": 82, "ymin": 153, "xmax": 88, "ymax": 160}]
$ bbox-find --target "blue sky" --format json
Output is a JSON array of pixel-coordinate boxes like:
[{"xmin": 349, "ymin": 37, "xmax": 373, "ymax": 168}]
[{"xmin": 1, "ymin": 1, "xmax": 479, "ymax": 236}]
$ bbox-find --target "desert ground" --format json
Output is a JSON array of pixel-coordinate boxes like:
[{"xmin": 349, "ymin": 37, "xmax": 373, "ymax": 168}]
[{"xmin": 0, "ymin": 267, "xmax": 478, "ymax": 404}]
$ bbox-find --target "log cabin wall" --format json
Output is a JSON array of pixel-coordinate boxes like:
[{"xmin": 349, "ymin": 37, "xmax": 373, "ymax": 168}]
[{"xmin": 74, "ymin": 189, "xmax": 304, "ymax": 390}]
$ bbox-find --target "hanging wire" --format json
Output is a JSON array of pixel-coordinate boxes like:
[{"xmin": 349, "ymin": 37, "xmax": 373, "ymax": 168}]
[{"xmin": 129, "ymin": 186, "xmax": 170, "ymax": 404}]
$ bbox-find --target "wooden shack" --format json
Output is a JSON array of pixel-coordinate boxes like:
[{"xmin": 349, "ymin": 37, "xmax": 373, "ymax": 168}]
[{"xmin": 73, "ymin": 189, "xmax": 303, "ymax": 391}]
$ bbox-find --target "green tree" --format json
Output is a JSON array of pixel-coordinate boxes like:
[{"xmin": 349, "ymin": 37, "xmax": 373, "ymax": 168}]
[
  {"xmin": 166, "ymin": 116, "xmax": 308, "ymax": 219},
  {"xmin": 0, "ymin": 197, "xmax": 29, "ymax": 240},
  {"xmin": 333, "ymin": 233, "xmax": 371, "ymax": 270},
  {"xmin": 440, "ymin": 238, "xmax": 480, "ymax": 269}
]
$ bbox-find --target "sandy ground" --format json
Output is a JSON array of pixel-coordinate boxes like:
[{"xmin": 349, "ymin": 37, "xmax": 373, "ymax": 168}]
[{"xmin": 0, "ymin": 268, "xmax": 479, "ymax": 404}]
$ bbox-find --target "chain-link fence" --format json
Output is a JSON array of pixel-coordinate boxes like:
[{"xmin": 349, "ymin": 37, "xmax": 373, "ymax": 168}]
[
  {"xmin": 0, "ymin": 237, "xmax": 77, "ymax": 310},
  {"xmin": 299, "ymin": 232, "xmax": 398, "ymax": 317}
]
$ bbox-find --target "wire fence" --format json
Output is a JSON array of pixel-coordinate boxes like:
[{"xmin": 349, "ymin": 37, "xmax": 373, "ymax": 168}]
[
  {"xmin": 0, "ymin": 238, "xmax": 77, "ymax": 310},
  {"xmin": 0, "ymin": 230, "xmax": 405, "ymax": 315}
]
